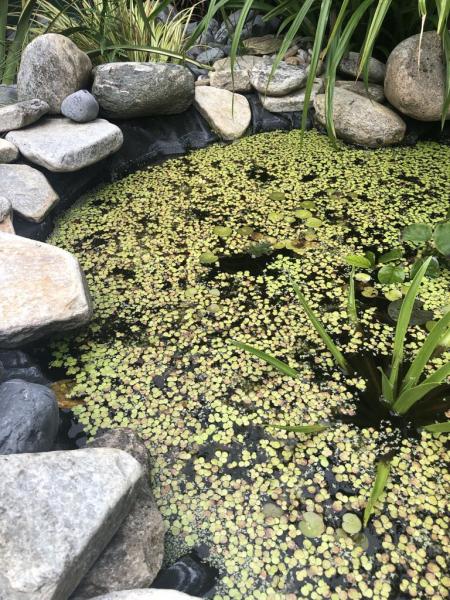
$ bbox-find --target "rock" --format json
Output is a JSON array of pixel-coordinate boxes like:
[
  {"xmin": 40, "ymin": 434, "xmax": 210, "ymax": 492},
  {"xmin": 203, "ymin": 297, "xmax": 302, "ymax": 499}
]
[
  {"xmin": 0, "ymin": 84, "xmax": 17, "ymax": 107},
  {"xmin": 0, "ymin": 164, "xmax": 59, "ymax": 222},
  {"xmin": 0, "ymin": 379, "xmax": 58, "ymax": 454},
  {"xmin": 6, "ymin": 118, "xmax": 123, "ymax": 172},
  {"xmin": 72, "ymin": 428, "xmax": 164, "ymax": 598},
  {"xmin": 0, "ymin": 448, "xmax": 143, "ymax": 599},
  {"xmin": 0, "ymin": 196, "xmax": 14, "ymax": 233},
  {"xmin": 338, "ymin": 51, "xmax": 386, "ymax": 83},
  {"xmin": 0, "ymin": 99, "xmax": 50, "ymax": 133},
  {"xmin": 61, "ymin": 90, "xmax": 100, "ymax": 123},
  {"xmin": 0, "ymin": 350, "xmax": 48, "ymax": 385},
  {"xmin": 259, "ymin": 78, "xmax": 323, "ymax": 112},
  {"xmin": 243, "ymin": 35, "xmax": 283, "ymax": 55},
  {"xmin": 152, "ymin": 553, "xmax": 218, "ymax": 597},
  {"xmin": 92, "ymin": 62, "xmax": 194, "ymax": 119},
  {"xmin": 335, "ymin": 80, "xmax": 385, "ymax": 103},
  {"xmin": 313, "ymin": 87, "xmax": 406, "ymax": 148},
  {"xmin": 194, "ymin": 86, "xmax": 251, "ymax": 140},
  {"xmin": 88, "ymin": 591, "xmax": 199, "ymax": 600},
  {"xmin": 17, "ymin": 33, "xmax": 92, "ymax": 114},
  {"xmin": 196, "ymin": 47, "xmax": 225, "ymax": 65},
  {"xmin": 210, "ymin": 55, "xmax": 271, "ymax": 92},
  {"xmin": 0, "ymin": 138, "xmax": 19, "ymax": 163},
  {"xmin": 194, "ymin": 78, "xmax": 210, "ymax": 87},
  {"xmin": 250, "ymin": 62, "xmax": 308, "ymax": 96},
  {"xmin": 384, "ymin": 31, "xmax": 450, "ymax": 122},
  {"xmin": 214, "ymin": 9, "xmax": 256, "ymax": 44},
  {"xmin": 0, "ymin": 233, "xmax": 93, "ymax": 348}
]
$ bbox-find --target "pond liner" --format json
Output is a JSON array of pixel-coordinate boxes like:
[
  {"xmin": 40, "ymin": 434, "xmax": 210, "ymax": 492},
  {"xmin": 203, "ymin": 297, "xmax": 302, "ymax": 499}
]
[{"xmin": 14, "ymin": 93, "xmax": 307, "ymax": 241}]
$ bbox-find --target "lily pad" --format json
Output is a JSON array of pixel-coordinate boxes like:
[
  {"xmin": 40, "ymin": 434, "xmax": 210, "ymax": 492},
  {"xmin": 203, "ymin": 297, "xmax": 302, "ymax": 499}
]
[
  {"xmin": 300, "ymin": 201, "xmax": 315, "ymax": 209},
  {"xmin": 354, "ymin": 272, "xmax": 371, "ymax": 283},
  {"xmin": 402, "ymin": 223, "xmax": 432, "ymax": 244},
  {"xmin": 345, "ymin": 254, "xmax": 372, "ymax": 269},
  {"xmin": 199, "ymin": 251, "xmax": 219, "ymax": 265},
  {"xmin": 213, "ymin": 225, "xmax": 233, "ymax": 239},
  {"xmin": 384, "ymin": 289, "xmax": 402, "ymax": 302},
  {"xmin": 378, "ymin": 264, "xmax": 405, "ymax": 284},
  {"xmin": 342, "ymin": 512, "xmax": 362, "ymax": 535},
  {"xmin": 361, "ymin": 287, "xmax": 377, "ymax": 298},
  {"xmin": 268, "ymin": 211, "xmax": 284, "ymax": 223},
  {"xmin": 237, "ymin": 226, "xmax": 254, "ymax": 237},
  {"xmin": 388, "ymin": 299, "xmax": 434, "ymax": 325},
  {"xmin": 269, "ymin": 191, "xmax": 285, "ymax": 201},
  {"xmin": 294, "ymin": 209, "xmax": 312, "ymax": 219},
  {"xmin": 378, "ymin": 248, "xmax": 403, "ymax": 264},
  {"xmin": 305, "ymin": 217, "xmax": 323, "ymax": 228},
  {"xmin": 299, "ymin": 512, "xmax": 325, "ymax": 538},
  {"xmin": 411, "ymin": 256, "xmax": 440, "ymax": 279},
  {"xmin": 433, "ymin": 222, "xmax": 450, "ymax": 256}
]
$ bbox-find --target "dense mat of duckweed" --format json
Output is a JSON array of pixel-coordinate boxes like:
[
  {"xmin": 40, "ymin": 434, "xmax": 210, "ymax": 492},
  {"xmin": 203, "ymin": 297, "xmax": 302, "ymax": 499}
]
[{"xmin": 49, "ymin": 130, "xmax": 449, "ymax": 600}]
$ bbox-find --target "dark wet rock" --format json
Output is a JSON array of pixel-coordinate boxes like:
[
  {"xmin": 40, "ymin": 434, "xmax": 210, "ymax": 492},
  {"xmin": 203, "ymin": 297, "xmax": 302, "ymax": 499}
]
[
  {"xmin": 196, "ymin": 47, "xmax": 225, "ymax": 65},
  {"xmin": 214, "ymin": 9, "xmax": 256, "ymax": 44},
  {"xmin": 0, "ymin": 98, "xmax": 50, "ymax": 133},
  {"xmin": 0, "ymin": 379, "xmax": 58, "ymax": 454},
  {"xmin": 152, "ymin": 553, "xmax": 219, "ymax": 597},
  {"xmin": 0, "ymin": 350, "xmax": 49, "ymax": 385},
  {"xmin": 17, "ymin": 33, "xmax": 92, "ymax": 114},
  {"xmin": 61, "ymin": 90, "xmax": 100, "ymax": 123},
  {"xmin": 92, "ymin": 62, "xmax": 195, "ymax": 119}
]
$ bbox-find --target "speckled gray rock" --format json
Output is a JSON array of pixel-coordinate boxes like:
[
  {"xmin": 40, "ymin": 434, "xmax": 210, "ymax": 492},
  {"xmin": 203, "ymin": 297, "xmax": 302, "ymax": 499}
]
[
  {"xmin": 0, "ymin": 448, "xmax": 143, "ymax": 600},
  {"xmin": 0, "ymin": 99, "xmax": 49, "ymax": 133},
  {"xmin": 338, "ymin": 51, "xmax": 386, "ymax": 83},
  {"xmin": 250, "ymin": 62, "xmax": 308, "ymax": 96},
  {"xmin": 0, "ymin": 138, "xmax": 19, "ymax": 163},
  {"xmin": 194, "ymin": 86, "xmax": 251, "ymax": 140},
  {"xmin": 88, "ymin": 591, "xmax": 199, "ymax": 600},
  {"xmin": 335, "ymin": 80, "xmax": 385, "ymax": 103},
  {"xmin": 0, "ymin": 164, "xmax": 59, "ymax": 222},
  {"xmin": 92, "ymin": 62, "xmax": 195, "ymax": 118},
  {"xmin": 196, "ymin": 47, "xmax": 225, "ymax": 65},
  {"xmin": 243, "ymin": 34, "xmax": 283, "ymax": 55},
  {"xmin": 61, "ymin": 90, "xmax": 100, "ymax": 123},
  {"xmin": 17, "ymin": 34, "xmax": 92, "ymax": 113},
  {"xmin": 314, "ymin": 87, "xmax": 406, "ymax": 148},
  {"xmin": 259, "ymin": 78, "xmax": 323, "ymax": 112},
  {"xmin": 0, "ymin": 379, "xmax": 58, "ymax": 454},
  {"xmin": 0, "ymin": 196, "xmax": 14, "ymax": 233},
  {"xmin": 0, "ymin": 233, "xmax": 93, "ymax": 348},
  {"xmin": 0, "ymin": 84, "xmax": 17, "ymax": 107},
  {"xmin": 384, "ymin": 31, "xmax": 450, "ymax": 122},
  {"xmin": 6, "ymin": 118, "xmax": 123, "ymax": 172},
  {"xmin": 210, "ymin": 55, "xmax": 271, "ymax": 92}
]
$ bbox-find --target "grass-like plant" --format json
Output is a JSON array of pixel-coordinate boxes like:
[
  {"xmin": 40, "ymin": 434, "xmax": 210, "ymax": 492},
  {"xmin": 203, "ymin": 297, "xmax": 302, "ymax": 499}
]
[
  {"xmin": 232, "ymin": 257, "xmax": 450, "ymax": 524},
  {"xmin": 0, "ymin": 0, "xmax": 39, "ymax": 84}
]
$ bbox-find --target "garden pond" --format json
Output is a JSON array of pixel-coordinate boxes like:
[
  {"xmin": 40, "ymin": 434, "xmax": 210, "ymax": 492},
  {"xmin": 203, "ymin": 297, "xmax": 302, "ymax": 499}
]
[{"xmin": 41, "ymin": 130, "xmax": 449, "ymax": 600}]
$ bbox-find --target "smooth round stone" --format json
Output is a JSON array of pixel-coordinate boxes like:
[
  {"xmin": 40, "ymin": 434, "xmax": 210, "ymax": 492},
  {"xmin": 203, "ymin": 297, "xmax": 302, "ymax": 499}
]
[{"xmin": 61, "ymin": 90, "xmax": 99, "ymax": 123}]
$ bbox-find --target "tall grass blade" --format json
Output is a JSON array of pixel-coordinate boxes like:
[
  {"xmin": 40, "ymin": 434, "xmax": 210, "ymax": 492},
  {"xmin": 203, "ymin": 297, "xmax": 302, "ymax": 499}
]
[
  {"xmin": 423, "ymin": 421, "xmax": 450, "ymax": 433},
  {"xmin": 347, "ymin": 267, "xmax": 358, "ymax": 325},
  {"xmin": 378, "ymin": 367, "xmax": 394, "ymax": 403},
  {"xmin": 2, "ymin": 0, "xmax": 38, "ymax": 84},
  {"xmin": 0, "ymin": 0, "xmax": 7, "ymax": 81},
  {"xmin": 86, "ymin": 45, "xmax": 204, "ymax": 67},
  {"xmin": 422, "ymin": 361, "xmax": 450, "ymax": 386},
  {"xmin": 291, "ymin": 280, "xmax": 349, "ymax": 373},
  {"xmin": 363, "ymin": 459, "xmax": 391, "ymax": 526},
  {"xmin": 392, "ymin": 382, "xmax": 441, "ymax": 414},
  {"xmin": 358, "ymin": 0, "xmax": 393, "ymax": 86},
  {"xmin": 229, "ymin": 0, "xmax": 254, "ymax": 93},
  {"xmin": 230, "ymin": 340, "xmax": 300, "ymax": 379}
]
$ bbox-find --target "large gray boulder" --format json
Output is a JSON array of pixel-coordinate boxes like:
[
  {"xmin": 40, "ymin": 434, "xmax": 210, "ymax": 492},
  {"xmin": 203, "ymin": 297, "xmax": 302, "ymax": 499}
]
[
  {"xmin": 17, "ymin": 34, "xmax": 92, "ymax": 114},
  {"xmin": 384, "ymin": 31, "xmax": 450, "ymax": 122},
  {"xmin": 92, "ymin": 62, "xmax": 195, "ymax": 119},
  {"xmin": 0, "ymin": 138, "xmax": 19, "ymax": 163},
  {"xmin": 0, "ymin": 99, "xmax": 49, "ymax": 133},
  {"xmin": 259, "ymin": 78, "xmax": 323, "ymax": 113},
  {"xmin": 0, "ymin": 233, "xmax": 93, "ymax": 348},
  {"xmin": 0, "ymin": 379, "xmax": 58, "ymax": 454},
  {"xmin": 250, "ymin": 62, "xmax": 308, "ymax": 96},
  {"xmin": 338, "ymin": 51, "xmax": 386, "ymax": 83},
  {"xmin": 89, "ymin": 591, "xmax": 199, "ymax": 600},
  {"xmin": 194, "ymin": 86, "xmax": 251, "ymax": 140},
  {"xmin": 0, "ymin": 448, "xmax": 143, "ymax": 600},
  {"xmin": 6, "ymin": 118, "xmax": 123, "ymax": 172},
  {"xmin": 314, "ymin": 87, "xmax": 406, "ymax": 148},
  {"xmin": 72, "ymin": 429, "xmax": 165, "ymax": 599},
  {"xmin": 0, "ymin": 164, "xmax": 59, "ymax": 222},
  {"xmin": 210, "ymin": 55, "xmax": 271, "ymax": 92}
]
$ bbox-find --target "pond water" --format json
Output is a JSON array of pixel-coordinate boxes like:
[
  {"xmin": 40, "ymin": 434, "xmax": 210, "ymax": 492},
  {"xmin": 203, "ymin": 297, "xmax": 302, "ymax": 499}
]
[{"xmin": 46, "ymin": 130, "xmax": 449, "ymax": 599}]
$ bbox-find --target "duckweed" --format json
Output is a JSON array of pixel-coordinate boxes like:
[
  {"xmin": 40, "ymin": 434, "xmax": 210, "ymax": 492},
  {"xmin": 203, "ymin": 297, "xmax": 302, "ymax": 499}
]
[{"xmin": 48, "ymin": 130, "xmax": 450, "ymax": 599}]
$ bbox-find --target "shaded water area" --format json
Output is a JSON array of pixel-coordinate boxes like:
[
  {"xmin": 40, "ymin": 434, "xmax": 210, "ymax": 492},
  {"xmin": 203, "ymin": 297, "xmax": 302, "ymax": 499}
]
[{"xmin": 43, "ymin": 130, "xmax": 449, "ymax": 599}]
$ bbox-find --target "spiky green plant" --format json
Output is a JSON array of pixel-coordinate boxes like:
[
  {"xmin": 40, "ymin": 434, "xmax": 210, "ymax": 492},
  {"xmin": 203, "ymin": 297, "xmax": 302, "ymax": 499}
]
[
  {"xmin": 0, "ymin": 0, "xmax": 39, "ymax": 84},
  {"xmin": 232, "ymin": 257, "xmax": 450, "ymax": 524}
]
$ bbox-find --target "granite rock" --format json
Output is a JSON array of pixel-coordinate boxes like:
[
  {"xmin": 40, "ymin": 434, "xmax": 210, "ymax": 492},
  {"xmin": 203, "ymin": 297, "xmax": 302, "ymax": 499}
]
[
  {"xmin": 250, "ymin": 62, "xmax": 308, "ymax": 97},
  {"xmin": 0, "ymin": 99, "xmax": 49, "ymax": 133},
  {"xmin": 194, "ymin": 86, "xmax": 251, "ymax": 140},
  {"xmin": 210, "ymin": 55, "xmax": 271, "ymax": 92},
  {"xmin": 259, "ymin": 78, "xmax": 323, "ymax": 112},
  {"xmin": 338, "ymin": 51, "xmax": 386, "ymax": 83},
  {"xmin": 0, "ymin": 196, "xmax": 14, "ymax": 233},
  {"xmin": 335, "ymin": 80, "xmax": 385, "ymax": 103},
  {"xmin": 0, "ymin": 138, "xmax": 19, "ymax": 163},
  {"xmin": 61, "ymin": 90, "xmax": 100, "ymax": 123}
]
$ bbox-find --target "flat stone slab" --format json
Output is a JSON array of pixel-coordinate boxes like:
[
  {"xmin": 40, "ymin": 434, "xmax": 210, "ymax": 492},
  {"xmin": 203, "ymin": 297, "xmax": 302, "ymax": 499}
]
[
  {"xmin": 0, "ymin": 448, "xmax": 143, "ymax": 600},
  {"xmin": 194, "ymin": 86, "xmax": 251, "ymax": 141},
  {"xmin": 0, "ymin": 138, "xmax": 19, "ymax": 163},
  {"xmin": 6, "ymin": 118, "xmax": 123, "ymax": 172},
  {"xmin": 90, "ymin": 592, "xmax": 199, "ymax": 600},
  {"xmin": 250, "ymin": 62, "xmax": 308, "ymax": 96},
  {"xmin": 0, "ymin": 164, "xmax": 59, "ymax": 222},
  {"xmin": 335, "ymin": 80, "xmax": 385, "ymax": 103},
  {"xmin": 259, "ymin": 78, "xmax": 323, "ymax": 112},
  {"xmin": 0, "ymin": 233, "xmax": 93, "ymax": 348},
  {"xmin": 210, "ymin": 55, "xmax": 271, "ymax": 92},
  {"xmin": 0, "ymin": 99, "xmax": 49, "ymax": 133}
]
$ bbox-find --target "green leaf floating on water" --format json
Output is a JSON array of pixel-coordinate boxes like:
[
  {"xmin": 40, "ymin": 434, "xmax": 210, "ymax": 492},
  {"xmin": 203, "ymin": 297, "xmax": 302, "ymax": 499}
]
[
  {"xmin": 213, "ymin": 225, "xmax": 233, "ymax": 239},
  {"xmin": 411, "ymin": 256, "xmax": 440, "ymax": 279},
  {"xmin": 306, "ymin": 217, "xmax": 323, "ymax": 228},
  {"xmin": 342, "ymin": 512, "xmax": 362, "ymax": 535},
  {"xmin": 300, "ymin": 201, "xmax": 315, "ymax": 209},
  {"xmin": 423, "ymin": 421, "xmax": 450, "ymax": 433},
  {"xmin": 294, "ymin": 209, "xmax": 312, "ymax": 219},
  {"xmin": 269, "ymin": 191, "xmax": 285, "ymax": 201},
  {"xmin": 378, "ymin": 248, "xmax": 403, "ymax": 264},
  {"xmin": 237, "ymin": 226, "xmax": 254, "ymax": 237},
  {"xmin": 299, "ymin": 512, "xmax": 325, "ymax": 538},
  {"xmin": 378, "ymin": 264, "xmax": 405, "ymax": 284},
  {"xmin": 268, "ymin": 211, "xmax": 284, "ymax": 223},
  {"xmin": 199, "ymin": 251, "xmax": 219, "ymax": 265},
  {"xmin": 345, "ymin": 254, "xmax": 372, "ymax": 268},
  {"xmin": 230, "ymin": 340, "xmax": 300, "ymax": 379},
  {"xmin": 268, "ymin": 423, "xmax": 329, "ymax": 434},
  {"xmin": 433, "ymin": 222, "xmax": 450, "ymax": 256},
  {"xmin": 363, "ymin": 460, "xmax": 391, "ymax": 526},
  {"xmin": 402, "ymin": 223, "xmax": 433, "ymax": 244}
]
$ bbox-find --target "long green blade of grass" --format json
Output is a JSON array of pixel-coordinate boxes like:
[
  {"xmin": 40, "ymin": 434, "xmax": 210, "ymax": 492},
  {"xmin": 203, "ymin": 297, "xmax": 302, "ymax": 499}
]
[
  {"xmin": 392, "ymin": 382, "xmax": 441, "ymax": 414},
  {"xmin": 363, "ymin": 459, "xmax": 391, "ymax": 526},
  {"xmin": 268, "ymin": 423, "xmax": 330, "ymax": 433},
  {"xmin": 358, "ymin": 0, "xmax": 393, "ymax": 86},
  {"xmin": 2, "ymin": 0, "xmax": 38, "ymax": 84},
  {"xmin": 291, "ymin": 280, "xmax": 349, "ymax": 373},
  {"xmin": 441, "ymin": 27, "xmax": 450, "ymax": 127},
  {"xmin": 378, "ymin": 366, "xmax": 394, "ymax": 403},
  {"xmin": 388, "ymin": 257, "xmax": 432, "ymax": 395},
  {"xmin": 422, "ymin": 361, "xmax": 450, "ymax": 386},
  {"xmin": 230, "ymin": 340, "xmax": 300, "ymax": 379},
  {"xmin": 423, "ymin": 421, "xmax": 450, "ymax": 433},
  {"xmin": 229, "ymin": 0, "xmax": 254, "ymax": 92},
  {"xmin": 0, "ymin": 0, "xmax": 7, "ymax": 81},
  {"xmin": 86, "ymin": 44, "xmax": 206, "ymax": 67}
]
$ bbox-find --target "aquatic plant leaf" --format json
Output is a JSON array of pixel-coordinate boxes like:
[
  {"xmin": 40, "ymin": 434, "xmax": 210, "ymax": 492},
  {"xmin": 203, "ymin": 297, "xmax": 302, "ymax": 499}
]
[
  {"xmin": 342, "ymin": 513, "xmax": 362, "ymax": 535},
  {"xmin": 300, "ymin": 201, "xmax": 315, "ymax": 209},
  {"xmin": 345, "ymin": 254, "xmax": 372, "ymax": 268},
  {"xmin": 305, "ymin": 217, "xmax": 323, "ymax": 228},
  {"xmin": 199, "ymin": 251, "xmax": 218, "ymax": 265},
  {"xmin": 237, "ymin": 226, "xmax": 254, "ymax": 237},
  {"xmin": 393, "ymin": 382, "xmax": 441, "ymax": 415},
  {"xmin": 388, "ymin": 257, "xmax": 432, "ymax": 393},
  {"xmin": 230, "ymin": 340, "xmax": 300, "ymax": 379},
  {"xmin": 363, "ymin": 459, "xmax": 391, "ymax": 527},
  {"xmin": 402, "ymin": 223, "xmax": 432, "ymax": 244},
  {"xmin": 401, "ymin": 309, "xmax": 450, "ymax": 392},
  {"xmin": 299, "ymin": 512, "xmax": 325, "ymax": 538},
  {"xmin": 268, "ymin": 211, "xmax": 284, "ymax": 223},
  {"xmin": 411, "ymin": 256, "xmax": 440, "ymax": 279},
  {"xmin": 269, "ymin": 191, "xmax": 285, "ymax": 201},
  {"xmin": 423, "ymin": 421, "xmax": 450, "ymax": 433},
  {"xmin": 378, "ymin": 367, "xmax": 394, "ymax": 404},
  {"xmin": 354, "ymin": 272, "xmax": 371, "ymax": 282},
  {"xmin": 387, "ymin": 299, "xmax": 433, "ymax": 325},
  {"xmin": 213, "ymin": 225, "xmax": 232, "ymax": 239},
  {"xmin": 378, "ymin": 248, "xmax": 403, "ymax": 264},
  {"xmin": 378, "ymin": 264, "xmax": 405, "ymax": 284},
  {"xmin": 347, "ymin": 267, "xmax": 358, "ymax": 325},
  {"xmin": 294, "ymin": 209, "xmax": 312, "ymax": 219},
  {"xmin": 268, "ymin": 423, "xmax": 329, "ymax": 434},
  {"xmin": 291, "ymin": 280, "xmax": 349, "ymax": 373},
  {"xmin": 433, "ymin": 222, "xmax": 450, "ymax": 256},
  {"xmin": 365, "ymin": 251, "xmax": 377, "ymax": 267},
  {"xmin": 422, "ymin": 361, "xmax": 450, "ymax": 386},
  {"xmin": 384, "ymin": 289, "xmax": 402, "ymax": 302}
]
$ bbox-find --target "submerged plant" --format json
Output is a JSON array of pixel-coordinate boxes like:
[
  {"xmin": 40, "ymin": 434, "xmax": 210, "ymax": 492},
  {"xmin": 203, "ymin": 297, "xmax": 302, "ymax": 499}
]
[{"xmin": 232, "ymin": 257, "xmax": 450, "ymax": 524}]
